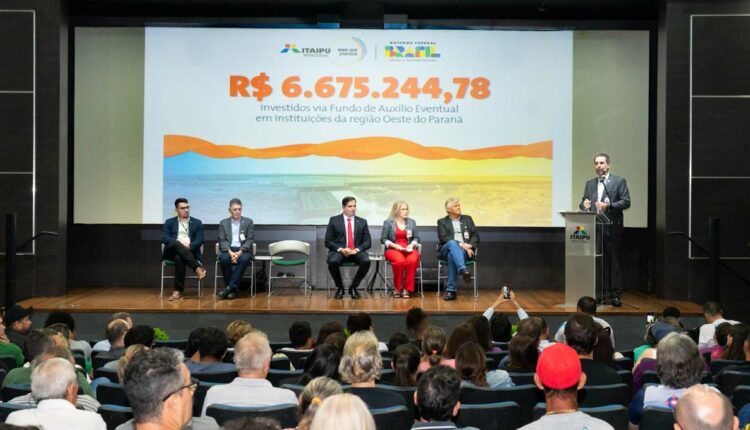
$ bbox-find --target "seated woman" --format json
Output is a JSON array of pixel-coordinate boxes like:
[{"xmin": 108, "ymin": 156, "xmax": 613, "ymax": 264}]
[
  {"xmin": 283, "ymin": 343, "xmax": 341, "ymax": 386},
  {"xmin": 390, "ymin": 343, "xmax": 420, "ymax": 387},
  {"xmin": 455, "ymin": 341, "xmax": 514, "ymax": 388},
  {"xmin": 503, "ymin": 334, "xmax": 538, "ymax": 373},
  {"xmin": 381, "ymin": 200, "xmax": 420, "ymax": 298},
  {"xmin": 418, "ymin": 326, "xmax": 454, "ymax": 372},
  {"xmin": 296, "ymin": 376, "xmax": 343, "ymax": 430},
  {"xmin": 340, "ymin": 331, "xmax": 408, "ymax": 409}
]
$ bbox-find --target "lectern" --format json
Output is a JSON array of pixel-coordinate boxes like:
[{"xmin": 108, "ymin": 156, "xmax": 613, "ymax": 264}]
[{"xmin": 559, "ymin": 211, "xmax": 610, "ymax": 307}]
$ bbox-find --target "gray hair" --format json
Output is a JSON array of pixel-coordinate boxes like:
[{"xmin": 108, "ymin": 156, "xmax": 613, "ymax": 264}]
[
  {"xmin": 124, "ymin": 348, "xmax": 185, "ymax": 423},
  {"xmin": 31, "ymin": 357, "xmax": 77, "ymax": 400},
  {"xmin": 310, "ymin": 393, "xmax": 376, "ymax": 430},
  {"xmin": 229, "ymin": 198, "xmax": 242, "ymax": 208},
  {"xmin": 656, "ymin": 333, "xmax": 704, "ymax": 388},
  {"xmin": 338, "ymin": 331, "xmax": 382, "ymax": 384},
  {"xmin": 444, "ymin": 197, "xmax": 459, "ymax": 211},
  {"xmin": 235, "ymin": 330, "xmax": 272, "ymax": 372}
]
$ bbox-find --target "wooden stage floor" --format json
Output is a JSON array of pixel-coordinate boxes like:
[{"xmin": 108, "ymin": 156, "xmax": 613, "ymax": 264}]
[{"xmin": 19, "ymin": 286, "xmax": 703, "ymax": 316}]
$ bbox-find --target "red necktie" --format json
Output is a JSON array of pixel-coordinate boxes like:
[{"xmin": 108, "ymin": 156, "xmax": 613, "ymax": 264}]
[{"xmin": 346, "ymin": 217, "xmax": 354, "ymax": 249}]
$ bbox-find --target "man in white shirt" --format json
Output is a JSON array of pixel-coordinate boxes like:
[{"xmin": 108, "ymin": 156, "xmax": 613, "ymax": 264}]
[
  {"xmin": 92, "ymin": 312, "xmax": 133, "ymax": 352},
  {"xmin": 201, "ymin": 330, "xmax": 297, "ymax": 416},
  {"xmin": 553, "ymin": 296, "xmax": 615, "ymax": 348},
  {"xmin": 698, "ymin": 301, "xmax": 739, "ymax": 348},
  {"xmin": 6, "ymin": 357, "xmax": 106, "ymax": 430}
]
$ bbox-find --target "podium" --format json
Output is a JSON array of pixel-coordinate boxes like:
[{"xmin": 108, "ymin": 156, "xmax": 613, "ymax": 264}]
[{"xmin": 559, "ymin": 211, "xmax": 610, "ymax": 307}]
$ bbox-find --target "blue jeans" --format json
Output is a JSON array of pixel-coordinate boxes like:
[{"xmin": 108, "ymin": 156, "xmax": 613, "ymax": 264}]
[
  {"xmin": 439, "ymin": 240, "xmax": 469, "ymax": 292},
  {"xmin": 219, "ymin": 247, "xmax": 253, "ymax": 291}
]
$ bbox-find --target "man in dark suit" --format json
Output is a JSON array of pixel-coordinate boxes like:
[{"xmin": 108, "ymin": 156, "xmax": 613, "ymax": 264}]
[
  {"xmin": 325, "ymin": 196, "xmax": 371, "ymax": 299},
  {"xmin": 579, "ymin": 153, "xmax": 630, "ymax": 307},
  {"xmin": 216, "ymin": 198, "xmax": 255, "ymax": 300},
  {"xmin": 161, "ymin": 197, "xmax": 205, "ymax": 301},
  {"xmin": 437, "ymin": 197, "xmax": 479, "ymax": 301}
]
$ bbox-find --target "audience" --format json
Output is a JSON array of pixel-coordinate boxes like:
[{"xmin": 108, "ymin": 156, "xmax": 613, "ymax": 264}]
[
  {"xmin": 391, "ymin": 343, "xmax": 421, "ymax": 387},
  {"xmin": 466, "ymin": 315, "xmax": 499, "ymax": 353},
  {"xmin": 725, "ymin": 323, "xmax": 749, "ymax": 361},
  {"xmin": 340, "ymin": 331, "xmax": 407, "ymax": 409},
  {"xmin": 554, "ymin": 296, "xmax": 615, "ymax": 347},
  {"xmin": 699, "ymin": 301, "xmax": 739, "ymax": 348},
  {"xmin": 497, "ymin": 317, "xmax": 543, "ymax": 368},
  {"xmin": 444, "ymin": 323, "xmax": 477, "ymax": 362},
  {"xmin": 289, "ymin": 343, "xmax": 341, "ymax": 386},
  {"xmin": 92, "ymin": 312, "xmax": 133, "ymax": 352},
  {"xmin": 419, "ymin": 326, "xmax": 453, "ymax": 372},
  {"xmin": 0, "ymin": 313, "xmax": 25, "ymax": 367},
  {"xmin": 95, "ymin": 318, "xmax": 130, "ymax": 363},
  {"xmin": 323, "ymin": 331, "xmax": 347, "ymax": 353},
  {"xmin": 6, "ymin": 358, "xmax": 106, "ymax": 429},
  {"xmin": 673, "ymin": 385, "xmax": 738, "ymax": 430},
  {"xmin": 346, "ymin": 313, "xmax": 388, "ymax": 352},
  {"xmin": 280, "ymin": 321, "xmax": 314, "ymax": 352},
  {"xmin": 388, "ymin": 332, "xmax": 411, "ymax": 352},
  {"xmin": 504, "ymin": 334, "xmax": 538, "ymax": 373},
  {"xmin": 296, "ymin": 376, "xmax": 343, "ymax": 430},
  {"xmin": 184, "ymin": 327, "xmax": 234, "ymax": 373},
  {"xmin": 564, "ymin": 313, "xmax": 620, "ymax": 386},
  {"xmin": 633, "ymin": 317, "xmax": 682, "ymax": 362},
  {"xmin": 315, "ymin": 321, "xmax": 344, "ymax": 345},
  {"xmin": 454, "ymin": 341, "xmax": 513, "ymax": 388},
  {"xmin": 309, "ymin": 393, "xmax": 375, "ymax": 430},
  {"xmin": 592, "ymin": 323, "xmax": 619, "ymax": 368},
  {"xmin": 5, "ymin": 305, "xmax": 34, "ymax": 349},
  {"xmin": 520, "ymin": 343, "xmax": 613, "ymax": 429},
  {"xmin": 406, "ymin": 307, "xmax": 430, "ymax": 345},
  {"xmin": 116, "ymin": 344, "xmax": 149, "ymax": 384},
  {"xmin": 225, "ymin": 320, "xmax": 252, "ymax": 347},
  {"xmin": 703, "ymin": 322, "xmax": 732, "ymax": 360},
  {"xmin": 103, "ymin": 325, "xmax": 155, "ymax": 370},
  {"xmin": 201, "ymin": 331, "xmax": 297, "ymax": 416},
  {"xmin": 44, "ymin": 310, "xmax": 92, "ymax": 359},
  {"xmin": 489, "ymin": 313, "xmax": 513, "ymax": 343},
  {"xmin": 412, "ymin": 365, "xmax": 478, "ymax": 430},
  {"xmin": 714, "ymin": 325, "xmax": 750, "ymax": 378}
]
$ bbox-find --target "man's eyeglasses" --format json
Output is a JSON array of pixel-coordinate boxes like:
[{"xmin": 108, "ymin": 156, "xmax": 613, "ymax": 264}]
[{"xmin": 162, "ymin": 377, "xmax": 198, "ymax": 401}]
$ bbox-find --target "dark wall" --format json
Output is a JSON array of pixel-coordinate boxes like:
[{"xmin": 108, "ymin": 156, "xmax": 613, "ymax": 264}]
[
  {"xmin": 657, "ymin": 1, "xmax": 750, "ymax": 320},
  {"xmin": 0, "ymin": 0, "xmax": 67, "ymax": 304}
]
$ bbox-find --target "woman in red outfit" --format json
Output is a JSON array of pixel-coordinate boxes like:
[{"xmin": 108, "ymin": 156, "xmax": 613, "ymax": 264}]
[{"xmin": 381, "ymin": 201, "xmax": 421, "ymax": 298}]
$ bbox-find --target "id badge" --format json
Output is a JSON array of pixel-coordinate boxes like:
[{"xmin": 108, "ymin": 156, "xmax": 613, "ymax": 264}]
[
  {"xmin": 406, "ymin": 229, "xmax": 412, "ymax": 239},
  {"xmin": 240, "ymin": 233, "xmax": 246, "ymax": 241},
  {"xmin": 463, "ymin": 230, "xmax": 469, "ymax": 240}
]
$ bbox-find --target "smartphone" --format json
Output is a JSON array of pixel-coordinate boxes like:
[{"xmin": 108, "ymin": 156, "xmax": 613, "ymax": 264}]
[
  {"xmin": 646, "ymin": 312, "xmax": 656, "ymax": 324},
  {"xmin": 502, "ymin": 284, "xmax": 512, "ymax": 299}
]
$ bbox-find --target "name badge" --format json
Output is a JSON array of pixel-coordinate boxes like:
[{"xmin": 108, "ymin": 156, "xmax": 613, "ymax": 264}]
[
  {"xmin": 463, "ymin": 230, "xmax": 470, "ymax": 239},
  {"xmin": 240, "ymin": 233, "xmax": 246, "ymax": 241},
  {"xmin": 406, "ymin": 229, "xmax": 412, "ymax": 239}
]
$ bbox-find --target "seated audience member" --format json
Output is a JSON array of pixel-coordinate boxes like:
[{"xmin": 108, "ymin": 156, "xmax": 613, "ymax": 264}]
[
  {"xmin": 628, "ymin": 333, "xmax": 706, "ymax": 428},
  {"xmin": 412, "ymin": 365, "xmax": 479, "ymax": 430},
  {"xmin": 222, "ymin": 417, "xmax": 280, "ymax": 430},
  {"xmin": 702, "ymin": 322, "xmax": 732, "ymax": 360},
  {"xmin": 225, "ymin": 320, "xmax": 252, "ymax": 347},
  {"xmin": 592, "ymin": 323, "xmax": 621, "ymax": 368},
  {"xmin": 4, "ymin": 305, "xmax": 33, "ymax": 349},
  {"xmin": 8, "ymin": 346, "xmax": 101, "ymax": 412},
  {"xmin": 346, "ymin": 312, "xmax": 388, "ymax": 352},
  {"xmin": 554, "ymin": 296, "xmax": 615, "ymax": 347},
  {"xmin": 340, "ymin": 331, "xmax": 407, "ymax": 409},
  {"xmin": 662, "ymin": 306, "xmax": 682, "ymax": 322},
  {"xmin": 490, "ymin": 313, "xmax": 513, "ymax": 344},
  {"xmin": 93, "ymin": 312, "xmax": 133, "ymax": 352},
  {"xmin": 419, "ymin": 326, "xmax": 453, "ymax": 372},
  {"xmin": 714, "ymin": 326, "xmax": 750, "ymax": 378},
  {"xmin": 316, "ymin": 321, "xmax": 344, "ymax": 345},
  {"xmin": 4, "ymin": 330, "xmax": 55, "ymax": 387},
  {"xmin": 286, "ymin": 343, "xmax": 341, "ymax": 386},
  {"xmin": 184, "ymin": 327, "xmax": 235, "ymax": 373},
  {"xmin": 6, "ymin": 358, "xmax": 106, "ymax": 429},
  {"xmin": 444, "ymin": 323, "xmax": 478, "ymax": 362},
  {"xmin": 482, "ymin": 290, "xmax": 529, "ymax": 324},
  {"xmin": 633, "ymin": 317, "xmax": 682, "ymax": 362},
  {"xmin": 497, "ymin": 317, "xmax": 543, "ymax": 369},
  {"xmin": 564, "ymin": 313, "xmax": 620, "ymax": 386},
  {"xmin": 466, "ymin": 315, "xmax": 499, "ymax": 353},
  {"xmin": 699, "ymin": 301, "xmax": 738, "ymax": 348},
  {"xmin": 740, "ymin": 404, "xmax": 750, "ymax": 430},
  {"xmin": 297, "ymin": 377, "xmax": 343, "ymax": 430},
  {"xmin": 406, "ymin": 307, "xmax": 430, "ymax": 345},
  {"xmin": 116, "ymin": 344, "xmax": 148, "ymax": 384},
  {"xmin": 201, "ymin": 331, "xmax": 297, "ymax": 416},
  {"xmin": 0, "ymin": 313, "xmax": 25, "ymax": 367},
  {"xmin": 310, "ymin": 393, "xmax": 375, "ymax": 430},
  {"xmin": 95, "ymin": 318, "xmax": 130, "ymax": 364},
  {"xmin": 388, "ymin": 332, "xmax": 411, "ymax": 352},
  {"xmin": 103, "ymin": 325, "xmax": 155, "ymax": 370},
  {"xmin": 724, "ymin": 323, "xmax": 750, "ymax": 361},
  {"xmin": 520, "ymin": 343, "xmax": 613, "ymax": 430},
  {"xmin": 323, "ymin": 331, "xmax": 347, "ymax": 354},
  {"xmin": 391, "ymin": 343, "xmax": 420, "ymax": 387},
  {"xmin": 674, "ymin": 385, "xmax": 738, "ymax": 430},
  {"xmin": 531, "ymin": 316, "xmax": 553, "ymax": 351},
  {"xmin": 44, "ymin": 310, "xmax": 92, "ymax": 359},
  {"xmin": 123, "ymin": 348, "xmax": 219, "ymax": 430},
  {"xmin": 504, "ymin": 334, "xmax": 538, "ymax": 373},
  {"xmin": 455, "ymin": 341, "xmax": 513, "ymax": 388},
  {"xmin": 280, "ymin": 321, "xmax": 315, "ymax": 352}
]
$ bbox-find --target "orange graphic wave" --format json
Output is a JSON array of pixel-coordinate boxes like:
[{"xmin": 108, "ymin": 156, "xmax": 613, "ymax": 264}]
[{"xmin": 163, "ymin": 135, "xmax": 552, "ymax": 161}]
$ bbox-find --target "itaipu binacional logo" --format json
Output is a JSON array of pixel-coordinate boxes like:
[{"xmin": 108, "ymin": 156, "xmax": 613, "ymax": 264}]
[
  {"xmin": 280, "ymin": 38, "xmax": 366, "ymax": 64},
  {"xmin": 570, "ymin": 225, "xmax": 591, "ymax": 241},
  {"xmin": 280, "ymin": 43, "xmax": 330, "ymax": 57}
]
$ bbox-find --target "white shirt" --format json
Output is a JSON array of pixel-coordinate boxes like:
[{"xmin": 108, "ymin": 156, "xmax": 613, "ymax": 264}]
[
  {"xmin": 201, "ymin": 377, "xmax": 298, "ymax": 416},
  {"xmin": 231, "ymin": 218, "xmax": 241, "ymax": 248},
  {"xmin": 597, "ymin": 173, "xmax": 610, "ymax": 203},
  {"xmin": 554, "ymin": 316, "xmax": 616, "ymax": 348},
  {"xmin": 451, "ymin": 219, "xmax": 464, "ymax": 243},
  {"xmin": 70, "ymin": 339, "xmax": 93, "ymax": 359},
  {"xmin": 92, "ymin": 339, "xmax": 111, "ymax": 352},
  {"xmin": 698, "ymin": 318, "xmax": 739, "ymax": 348},
  {"xmin": 177, "ymin": 218, "xmax": 190, "ymax": 244},
  {"xmin": 6, "ymin": 398, "xmax": 106, "ymax": 430}
]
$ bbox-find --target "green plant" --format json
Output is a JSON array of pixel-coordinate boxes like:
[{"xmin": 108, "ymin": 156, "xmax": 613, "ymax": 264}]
[{"xmin": 153, "ymin": 327, "xmax": 169, "ymax": 341}]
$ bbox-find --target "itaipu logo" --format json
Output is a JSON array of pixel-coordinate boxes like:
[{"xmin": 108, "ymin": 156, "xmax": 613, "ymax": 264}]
[
  {"xmin": 280, "ymin": 43, "xmax": 330, "ymax": 57},
  {"xmin": 570, "ymin": 225, "xmax": 591, "ymax": 241}
]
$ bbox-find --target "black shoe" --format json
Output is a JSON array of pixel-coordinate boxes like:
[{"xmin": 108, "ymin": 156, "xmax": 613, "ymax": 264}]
[
  {"xmin": 460, "ymin": 269, "xmax": 472, "ymax": 284},
  {"xmin": 335, "ymin": 289, "xmax": 344, "ymax": 300},
  {"xmin": 217, "ymin": 289, "xmax": 229, "ymax": 299},
  {"xmin": 444, "ymin": 291, "xmax": 457, "ymax": 301},
  {"xmin": 612, "ymin": 295, "xmax": 622, "ymax": 307},
  {"xmin": 226, "ymin": 290, "xmax": 237, "ymax": 300},
  {"xmin": 349, "ymin": 288, "xmax": 361, "ymax": 300}
]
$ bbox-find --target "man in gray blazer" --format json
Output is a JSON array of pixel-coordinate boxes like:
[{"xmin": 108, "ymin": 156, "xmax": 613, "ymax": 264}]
[
  {"xmin": 579, "ymin": 153, "xmax": 630, "ymax": 307},
  {"xmin": 217, "ymin": 198, "xmax": 255, "ymax": 300},
  {"xmin": 437, "ymin": 197, "xmax": 479, "ymax": 301}
]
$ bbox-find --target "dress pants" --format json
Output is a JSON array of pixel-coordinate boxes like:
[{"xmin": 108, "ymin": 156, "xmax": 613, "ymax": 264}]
[
  {"xmin": 327, "ymin": 252, "xmax": 371, "ymax": 291},
  {"xmin": 219, "ymin": 246, "xmax": 253, "ymax": 291},
  {"xmin": 384, "ymin": 249, "xmax": 420, "ymax": 293},
  {"xmin": 439, "ymin": 240, "xmax": 469, "ymax": 293},
  {"xmin": 163, "ymin": 242, "xmax": 201, "ymax": 292}
]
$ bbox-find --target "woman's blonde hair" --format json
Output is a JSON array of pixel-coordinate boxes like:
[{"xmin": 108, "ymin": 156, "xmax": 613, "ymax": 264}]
[
  {"xmin": 297, "ymin": 377, "xmax": 343, "ymax": 430},
  {"xmin": 310, "ymin": 393, "xmax": 376, "ymax": 430},
  {"xmin": 338, "ymin": 331, "xmax": 382, "ymax": 384},
  {"xmin": 388, "ymin": 200, "xmax": 409, "ymax": 221},
  {"xmin": 117, "ymin": 344, "xmax": 148, "ymax": 384},
  {"xmin": 226, "ymin": 320, "xmax": 252, "ymax": 345}
]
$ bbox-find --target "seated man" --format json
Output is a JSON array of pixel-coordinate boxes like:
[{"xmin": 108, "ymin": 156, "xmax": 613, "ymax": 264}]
[
  {"xmin": 412, "ymin": 365, "xmax": 477, "ymax": 430},
  {"xmin": 44, "ymin": 310, "xmax": 92, "ymax": 360},
  {"xmin": 325, "ymin": 196, "xmax": 371, "ymax": 300},
  {"xmin": 217, "ymin": 197, "xmax": 255, "ymax": 300},
  {"xmin": 520, "ymin": 343, "xmax": 613, "ymax": 429},
  {"xmin": 103, "ymin": 325, "xmax": 155, "ymax": 369},
  {"xmin": 92, "ymin": 312, "xmax": 133, "ymax": 352},
  {"xmin": 698, "ymin": 301, "xmax": 738, "ymax": 348},
  {"xmin": 437, "ymin": 197, "xmax": 479, "ymax": 301},
  {"xmin": 553, "ymin": 296, "xmax": 615, "ymax": 347},
  {"xmin": 5, "ymin": 304, "xmax": 33, "ymax": 348},
  {"xmin": 278, "ymin": 321, "xmax": 314, "ymax": 352},
  {"xmin": 95, "ymin": 318, "xmax": 130, "ymax": 364},
  {"xmin": 564, "ymin": 313, "xmax": 620, "ymax": 386},
  {"xmin": 184, "ymin": 327, "xmax": 235, "ymax": 373},
  {"xmin": 674, "ymin": 385, "xmax": 738, "ymax": 430},
  {"xmin": 6, "ymin": 357, "xmax": 106, "ymax": 429},
  {"xmin": 162, "ymin": 197, "xmax": 206, "ymax": 301},
  {"xmin": 201, "ymin": 330, "xmax": 297, "ymax": 416}
]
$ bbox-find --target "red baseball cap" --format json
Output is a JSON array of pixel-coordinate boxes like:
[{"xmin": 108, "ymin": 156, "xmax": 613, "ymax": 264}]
[{"xmin": 536, "ymin": 343, "xmax": 582, "ymax": 389}]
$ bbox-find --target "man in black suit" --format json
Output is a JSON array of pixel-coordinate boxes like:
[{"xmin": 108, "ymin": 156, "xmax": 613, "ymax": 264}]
[
  {"xmin": 161, "ymin": 197, "xmax": 205, "ymax": 301},
  {"xmin": 216, "ymin": 197, "xmax": 255, "ymax": 300},
  {"xmin": 579, "ymin": 153, "xmax": 630, "ymax": 307},
  {"xmin": 437, "ymin": 197, "xmax": 479, "ymax": 301},
  {"xmin": 325, "ymin": 196, "xmax": 371, "ymax": 299}
]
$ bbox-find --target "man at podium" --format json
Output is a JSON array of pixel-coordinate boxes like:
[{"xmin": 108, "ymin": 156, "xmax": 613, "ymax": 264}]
[{"xmin": 579, "ymin": 153, "xmax": 630, "ymax": 307}]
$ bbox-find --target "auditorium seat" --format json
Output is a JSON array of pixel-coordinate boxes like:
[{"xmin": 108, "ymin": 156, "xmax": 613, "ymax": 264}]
[
  {"xmin": 206, "ymin": 403, "xmax": 298, "ymax": 427},
  {"xmin": 191, "ymin": 370, "xmax": 238, "ymax": 384},
  {"xmin": 508, "ymin": 372, "xmax": 535, "ymax": 386},
  {"xmin": 96, "ymin": 381, "xmax": 130, "ymax": 407},
  {"xmin": 269, "ymin": 356, "xmax": 292, "ymax": 370},
  {"xmin": 641, "ymin": 370, "xmax": 660, "ymax": 386},
  {"xmin": 160, "ymin": 244, "xmax": 204, "ymax": 297},
  {"xmin": 486, "ymin": 351, "xmax": 508, "ymax": 368},
  {"xmin": 2, "ymin": 384, "xmax": 30, "ymax": 402},
  {"xmin": 370, "ymin": 405, "xmax": 413, "ymax": 430},
  {"xmin": 459, "ymin": 384, "xmax": 537, "ymax": 425},
  {"xmin": 0, "ymin": 355, "xmax": 18, "ymax": 371},
  {"xmin": 614, "ymin": 357, "xmax": 634, "ymax": 372},
  {"xmin": 269, "ymin": 341, "xmax": 292, "ymax": 353},
  {"xmin": 710, "ymin": 359, "xmax": 744, "ymax": 376},
  {"xmin": 640, "ymin": 406, "xmax": 674, "ymax": 430},
  {"xmin": 94, "ymin": 367, "xmax": 119, "ymax": 383},
  {"xmin": 154, "ymin": 339, "xmax": 188, "ymax": 351},
  {"xmin": 266, "ymin": 369, "xmax": 303, "ymax": 387},
  {"xmin": 98, "ymin": 404, "xmax": 134, "ymax": 429},
  {"xmin": 578, "ymin": 383, "xmax": 630, "ymax": 407},
  {"xmin": 278, "ymin": 349, "xmax": 312, "ymax": 369},
  {"xmin": 533, "ymin": 403, "xmax": 628, "ymax": 430},
  {"xmin": 732, "ymin": 385, "xmax": 750, "ymax": 412},
  {"xmin": 617, "ymin": 369, "xmax": 633, "ymax": 391},
  {"xmin": 279, "ymin": 383, "xmax": 305, "ymax": 397},
  {"xmin": 0, "ymin": 402, "xmax": 32, "ymax": 421},
  {"xmin": 92, "ymin": 355, "xmax": 113, "ymax": 371},
  {"xmin": 456, "ymin": 401, "xmax": 520, "ymax": 430},
  {"xmin": 718, "ymin": 371, "xmax": 750, "ymax": 397},
  {"xmin": 193, "ymin": 381, "xmax": 221, "ymax": 417},
  {"xmin": 377, "ymin": 384, "xmax": 418, "ymax": 419},
  {"xmin": 268, "ymin": 240, "xmax": 310, "ymax": 297},
  {"xmin": 378, "ymin": 368, "xmax": 396, "ymax": 384}
]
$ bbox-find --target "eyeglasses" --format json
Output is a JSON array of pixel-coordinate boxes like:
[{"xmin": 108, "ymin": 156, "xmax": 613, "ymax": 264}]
[{"xmin": 162, "ymin": 377, "xmax": 198, "ymax": 401}]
